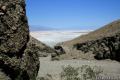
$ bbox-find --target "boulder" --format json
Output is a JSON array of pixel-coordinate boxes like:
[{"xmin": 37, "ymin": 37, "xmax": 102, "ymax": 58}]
[
  {"xmin": 0, "ymin": 0, "xmax": 39, "ymax": 80},
  {"xmin": 52, "ymin": 45, "xmax": 65, "ymax": 60},
  {"xmin": 0, "ymin": 0, "xmax": 29, "ymax": 56}
]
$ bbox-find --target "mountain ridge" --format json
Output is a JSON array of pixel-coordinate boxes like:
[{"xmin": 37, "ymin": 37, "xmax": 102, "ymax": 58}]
[{"xmin": 63, "ymin": 19, "xmax": 120, "ymax": 46}]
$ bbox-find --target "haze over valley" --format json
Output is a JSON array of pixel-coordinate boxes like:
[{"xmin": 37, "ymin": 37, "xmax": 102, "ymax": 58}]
[{"xmin": 30, "ymin": 30, "xmax": 90, "ymax": 47}]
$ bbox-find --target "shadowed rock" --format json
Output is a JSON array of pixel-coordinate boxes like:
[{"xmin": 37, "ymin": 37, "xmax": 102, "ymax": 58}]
[
  {"xmin": 0, "ymin": 0, "xmax": 39, "ymax": 80},
  {"xmin": 0, "ymin": 0, "xmax": 29, "ymax": 56}
]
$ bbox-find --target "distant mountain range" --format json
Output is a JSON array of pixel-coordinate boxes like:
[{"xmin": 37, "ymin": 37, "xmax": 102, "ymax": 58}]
[
  {"xmin": 29, "ymin": 25, "xmax": 56, "ymax": 31},
  {"xmin": 29, "ymin": 25, "xmax": 94, "ymax": 31}
]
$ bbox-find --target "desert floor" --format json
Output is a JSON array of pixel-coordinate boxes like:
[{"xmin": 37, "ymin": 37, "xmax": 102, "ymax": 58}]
[{"xmin": 37, "ymin": 55, "xmax": 120, "ymax": 79}]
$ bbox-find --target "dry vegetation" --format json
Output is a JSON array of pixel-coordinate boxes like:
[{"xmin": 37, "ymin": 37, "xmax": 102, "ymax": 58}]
[{"xmin": 37, "ymin": 65, "xmax": 103, "ymax": 80}]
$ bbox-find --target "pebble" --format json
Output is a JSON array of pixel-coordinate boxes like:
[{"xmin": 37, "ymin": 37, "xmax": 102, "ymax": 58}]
[
  {"xmin": 0, "ymin": 12, "xmax": 4, "ymax": 15},
  {"xmin": 12, "ymin": 27, "xmax": 17, "ymax": 31},
  {"xmin": 1, "ymin": 6, "xmax": 6, "ymax": 11}
]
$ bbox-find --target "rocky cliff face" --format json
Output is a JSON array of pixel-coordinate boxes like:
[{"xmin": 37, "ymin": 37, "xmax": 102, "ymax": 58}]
[{"xmin": 0, "ymin": 0, "xmax": 39, "ymax": 80}]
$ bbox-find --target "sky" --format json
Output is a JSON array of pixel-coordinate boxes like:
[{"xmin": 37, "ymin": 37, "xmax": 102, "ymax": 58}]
[{"xmin": 26, "ymin": 0, "xmax": 120, "ymax": 30}]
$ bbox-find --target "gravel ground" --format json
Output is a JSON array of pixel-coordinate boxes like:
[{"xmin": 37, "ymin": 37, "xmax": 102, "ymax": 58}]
[{"xmin": 37, "ymin": 55, "xmax": 120, "ymax": 79}]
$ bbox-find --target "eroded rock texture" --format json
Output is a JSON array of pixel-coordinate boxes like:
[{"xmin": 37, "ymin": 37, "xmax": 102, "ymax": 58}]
[
  {"xmin": 0, "ymin": 0, "xmax": 39, "ymax": 80},
  {"xmin": 74, "ymin": 32, "xmax": 120, "ymax": 61}
]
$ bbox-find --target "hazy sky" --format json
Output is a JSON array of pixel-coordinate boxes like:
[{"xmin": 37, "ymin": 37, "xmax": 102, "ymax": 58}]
[{"xmin": 26, "ymin": 0, "xmax": 120, "ymax": 30}]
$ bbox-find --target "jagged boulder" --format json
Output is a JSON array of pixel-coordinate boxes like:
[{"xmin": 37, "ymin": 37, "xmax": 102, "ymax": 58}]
[
  {"xmin": 0, "ymin": 0, "xmax": 29, "ymax": 56},
  {"xmin": 0, "ymin": 0, "xmax": 39, "ymax": 80},
  {"xmin": 51, "ymin": 45, "xmax": 65, "ymax": 60},
  {"xmin": 54, "ymin": 45, "xmax": 65, "ymax": 55}
]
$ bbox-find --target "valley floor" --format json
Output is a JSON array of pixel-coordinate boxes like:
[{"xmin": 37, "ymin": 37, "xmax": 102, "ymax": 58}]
[{"xmin": 37, "ymin": 55, "xmax": 120, "ymax": 79}]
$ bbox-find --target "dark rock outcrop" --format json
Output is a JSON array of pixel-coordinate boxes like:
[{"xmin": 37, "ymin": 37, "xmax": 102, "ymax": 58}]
[
  {"xmin": 74, "ymin": 32, "xmax": 120, "ymax": 61},
  {"xmin": 54, "ymin": 45, "xmax": 65, "ymax": 54},
  {"xmin": 0, "ymin": 0, "xmax": 39, "ymax": 80},
  {"xmin": 0, "ymin": 0, "xmax": 29, "ymax": 56},
  {"xmin": 52, "ymin": 45, "xmax": 65, "ymax": 58}
]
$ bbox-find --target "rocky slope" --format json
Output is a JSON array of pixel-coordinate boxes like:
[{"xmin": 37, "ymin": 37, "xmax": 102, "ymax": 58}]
[
  {"xmin": 30, "ymin": 36, "xmax": 56, "ymax": 57},
  {"xmin": 0, "ymin": 0, "xmax": 39, "ymax": 80},
  {"xmin": 53, "ymin": 20, "xmax": 120, "ymax": 61},
  {"xmin": 64, "ymin": 19, "xmax": 120, "ymax": 46}
]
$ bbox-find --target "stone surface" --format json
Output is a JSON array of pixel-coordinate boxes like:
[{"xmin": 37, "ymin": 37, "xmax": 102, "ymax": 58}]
[
  {"xmin": 74, "ymin": 32, "xmax": 120, "ymax": 61},
  {"xmin": 0, "ymin": 0, "xmax": 29, "ymax": 56},
  {"xmin": 0, "ymin": 0, "xmax": 39, "ymax": 80}
]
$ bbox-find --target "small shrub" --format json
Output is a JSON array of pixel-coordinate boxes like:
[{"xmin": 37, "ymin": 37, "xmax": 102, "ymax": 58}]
[
  {"xmin": 80, "ymin": 65, "xmax": 103, "ymax": 80},
  {"xmin": 60, "ymin": 65, "xmax": 81, "ymax": 80},
  {"xmin": 60, "ymin": 65, "xmax": 103, "ymax": 80}
]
